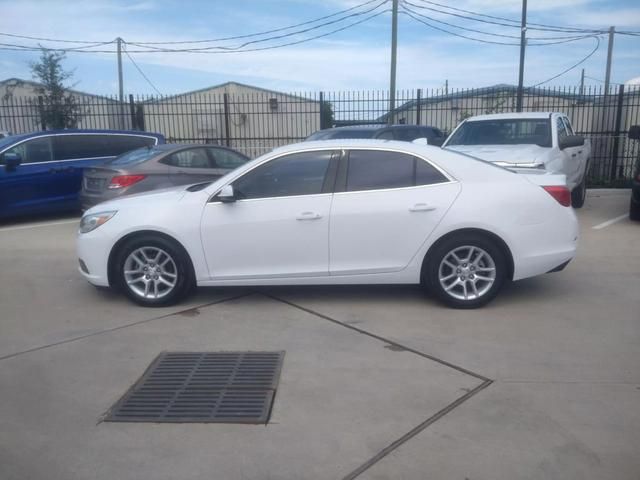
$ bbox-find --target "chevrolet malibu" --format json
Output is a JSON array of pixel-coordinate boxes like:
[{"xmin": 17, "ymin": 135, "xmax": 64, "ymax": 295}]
[{"xmin": 77, "ymin": 140, "xmax": 578, "ymax": 309}]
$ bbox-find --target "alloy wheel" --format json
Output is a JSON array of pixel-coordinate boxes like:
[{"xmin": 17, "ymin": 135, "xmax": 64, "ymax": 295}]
[
  {"xmin": 123, "ymin": 246, "xmax": 178, "ymax": 300},
  {"xmin": 438, "ymin": 245, "xmax": 496, "ymax": 301}
]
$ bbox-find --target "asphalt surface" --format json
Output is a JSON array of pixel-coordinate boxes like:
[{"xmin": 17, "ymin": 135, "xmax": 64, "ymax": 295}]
[{"xmin": 0, "ymin": 189, "xmax": 638, "ymax": 480}]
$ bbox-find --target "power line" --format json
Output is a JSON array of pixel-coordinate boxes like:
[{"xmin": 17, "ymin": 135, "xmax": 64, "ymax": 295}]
[
  {"xmin": 401, "ymin": 7, "xmax": 596, "ymax": 46},
  {"xmin": 408, "ymin": 0, "xmax": 607, "ymax": 34},
  {"xmin": 527, "ymin": 36, "xmax": 601, "ymax": 88},
  {"xmin": 125, "ymin": 0, "xmax": 388, "ymax": 52},
  {"xmin": 122, "ymin": 47, "xmax": 162, "ymax": 95},
  {"xmin": 132, "ymin": 0, "xmax": 387, "ymax": 45},
  {"xmin": 401, "ymin": 3, "xmax": 595, "ymax": 44}
]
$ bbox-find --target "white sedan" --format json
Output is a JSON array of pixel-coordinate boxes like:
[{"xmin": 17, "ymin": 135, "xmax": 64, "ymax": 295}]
[{"xmin": 77, "ymin": 140, "xmax": 578, "ymax": 309}]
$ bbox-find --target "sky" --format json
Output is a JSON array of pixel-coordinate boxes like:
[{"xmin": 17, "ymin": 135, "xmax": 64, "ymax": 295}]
[{"xmin": 0, "ymin": 0, "xmax": 639, "ymax": 96}]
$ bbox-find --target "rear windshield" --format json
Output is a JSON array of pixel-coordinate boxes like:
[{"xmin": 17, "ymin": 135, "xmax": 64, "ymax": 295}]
[
  {"xmin": 306, "ymin": 129, "xmax": 377, "ymax": 140},
  {"xmin": 106, "ymin": 146, "xmax": 162, "ymax": 166},
  {"xmin": 447, "ymin": 119, "xmax": 551, "ymax": 147}
]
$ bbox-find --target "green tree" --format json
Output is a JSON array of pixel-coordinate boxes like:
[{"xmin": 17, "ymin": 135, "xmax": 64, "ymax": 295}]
[
  {"xmin": 30, "ymin": 49, "xmax": 82, "ymax": 129},
  {"xmin": 320, "ymin": 101, "xmax": 335, "ymax": 128}
]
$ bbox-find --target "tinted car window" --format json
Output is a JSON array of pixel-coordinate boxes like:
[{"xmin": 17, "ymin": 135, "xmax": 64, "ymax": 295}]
[
  {"xmin": 347, "ymin": 150, "xmax": 414, "ymax": 191},
  {"xmin": 164, "ymin": 148, "xmax": 211, "ymax": 168},
  {"xmin": 391, "ymin": 128, "xmax": 420, "ymax": 141},
  {"xmin": 5, "ymin": 137, "xmax": 53, "ymax": 163},
  {"xmin": 53, "ymin": 135, "xmax": 110, "ymax": 160},
  {"xmin": 107, "ymin": 147, "xmax": 162, "ymax": 166},
  {"xmin": 416, "ymin": 159, "xmax": 448, "ymax": 185},
  {"xmin": 208, "ymin": 148, "xmax": 248, "ymax": 169},
  {"xmin": 233, "ymin": 151, "xmax": 331, "ymax": 199},
  {"xmin": 101, "ymin": 135, "xmax": 156, "ymax": 157},
  {"xmin": 376, "ymin": 130, "xmax": 395, "ymax": 140},
  {"xmin": 346, "ymin": 150, "xmax": 448, "ymax": 191}
]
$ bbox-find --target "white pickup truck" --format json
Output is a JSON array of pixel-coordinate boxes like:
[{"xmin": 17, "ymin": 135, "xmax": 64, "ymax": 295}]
[{"xmin": 442, "ymin": 112, "xmax": 590, "ymax": 208}]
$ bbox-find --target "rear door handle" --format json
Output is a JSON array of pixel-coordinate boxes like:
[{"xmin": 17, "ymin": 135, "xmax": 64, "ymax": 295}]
[
  {"xmin": 409, "ymin": 203, "xmax": 436, "ymax": 212},
  {"xmin": 296, "ymin": 212, "xmax": 322, "ymax": 221}
]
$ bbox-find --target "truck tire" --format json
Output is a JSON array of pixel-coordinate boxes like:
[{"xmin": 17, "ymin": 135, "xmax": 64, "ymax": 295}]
[{"xmin": 571, "ymin": 175, "xmax": 587, "ymax": 208}]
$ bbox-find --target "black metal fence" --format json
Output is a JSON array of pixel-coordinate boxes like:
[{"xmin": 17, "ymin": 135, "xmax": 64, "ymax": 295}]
[{"xmin": 1, "ymin": 85, "xmax": 639, "ymax": 186}]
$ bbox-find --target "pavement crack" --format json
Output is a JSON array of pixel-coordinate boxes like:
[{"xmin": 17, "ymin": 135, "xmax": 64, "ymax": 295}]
[
  {"xmin": 263, "ymin": 293, "xmax": 495, "ymax": 480},
  {"xmin": 342, "ymin": 379, "xmax": 493, "ymax": 480},
  {"xmin": 0, "ymin": 292, "xmax": 252, "ymax": 362},
  {"xmin": 265, "ymin": 293, "xmax": 490, "ymax": 382}
]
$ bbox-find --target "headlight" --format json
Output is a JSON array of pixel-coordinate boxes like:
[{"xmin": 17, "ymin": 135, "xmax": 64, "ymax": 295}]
[{"xmin": 79, "ymin": 211, "xmax": 117, "ymax": 234}]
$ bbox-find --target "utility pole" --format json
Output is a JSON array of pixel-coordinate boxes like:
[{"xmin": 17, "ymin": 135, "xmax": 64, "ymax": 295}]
[
  {"xmin": 580, "ymin": 68, "xmax": 585, "ymax": 96},
  {"xmin": 388, "ymin": 0, "xmax": 398, "ymax": 124},
  {"xmin": 516, "ymin": 0, "xmax": 527, "ymax": 112},
  {"xmin": 445, "ymin": 79, "xmax": 448, "ymax": 95},
  {"xmin": 117, "ymin": 37, "xmax": 125, "ymax": 128},
  {"xmin": 604, "ymin": 26, "xmax": 615, "ymax": 94}
]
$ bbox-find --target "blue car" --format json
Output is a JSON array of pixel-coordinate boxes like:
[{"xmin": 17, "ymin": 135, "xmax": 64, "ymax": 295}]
[{"xmin": 0, "ymin": 129, "xmax": 165, "ymax": 218}]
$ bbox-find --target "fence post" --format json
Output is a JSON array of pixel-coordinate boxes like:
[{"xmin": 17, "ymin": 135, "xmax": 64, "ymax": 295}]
[
  {"xmin": 610, "ymin": 84, "xmax": 625, "ymax": 181},
  {"xmin": 37, "ymin": 96, "xmax": 46, "ymax": 130},
  {"xmin": 416, "ymin": 89, "xmax": 422, "ymax": 125},
  {"xmin": 223, "ymin": 93, "xmax": 231, "ymax": 147},
  {"xmin": 319, "ymin": 91, "xmax": 325, "ymax": 129},
  {"xmin": 128, "ymin": 94, "xmax": 137, "ymax": 130}
]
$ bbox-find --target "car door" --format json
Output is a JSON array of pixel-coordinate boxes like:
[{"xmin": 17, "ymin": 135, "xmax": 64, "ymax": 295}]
[
  {"xmin": 200, "ymin": 150, "xmax": 337, "ymax": 279},
  {"xmin": 562, "ymin": 117, "xmax": 586, "ymax": 183},
  {"xmin": 0, "ymin": 136, "xmax": 56, "ymax": 214},
  {"xmin": 555, "ymin": 116, "xmax": 580, "ymax": 189},
  {"xmin": 329, "ymin": 149, "xmax": 460, "ymax": 275},
  {"xmin": 164, "ymin": 147, "xmax": 222, "ymax": 186}
]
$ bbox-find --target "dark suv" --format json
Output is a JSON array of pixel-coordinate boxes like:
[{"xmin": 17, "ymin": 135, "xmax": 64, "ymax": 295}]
[
  {"xmin": 0, "ymin": 129, "xmax": 165, "ymax": 218},
  {"xmin": 306, "ymin": 124, "xmax": 446, "ymax": 146}
]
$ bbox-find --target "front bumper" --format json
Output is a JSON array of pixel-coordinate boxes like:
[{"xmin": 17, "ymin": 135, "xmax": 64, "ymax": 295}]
[{"xmin": 76, "ymin": 228, "xmax": 113, "ymax": 287}]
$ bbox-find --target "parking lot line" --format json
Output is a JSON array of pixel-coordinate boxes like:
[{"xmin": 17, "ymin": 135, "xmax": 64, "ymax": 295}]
[
  {"xmin": 0, "ymin": 219, "xmax": 79, "ymax": 233},
  {"xmin": 592, "ymin": 213, "xmax": 628, "ymax": 230}
]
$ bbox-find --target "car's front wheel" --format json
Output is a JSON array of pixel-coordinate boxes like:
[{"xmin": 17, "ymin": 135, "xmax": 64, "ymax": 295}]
[
  {"xmin": 426, "ymin": 233, "xmax": 507, "ymax": 308},
  {"xmin": 114, "ymin": 235, "xmax": 193, "ymax": 307}
]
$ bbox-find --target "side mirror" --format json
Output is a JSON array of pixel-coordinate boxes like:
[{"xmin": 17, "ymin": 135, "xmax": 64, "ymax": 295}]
[
  {"xmin": 559, "ymin": 135, "xmax": 585, "ymax": 150},
  {"xmin": 3, "ymin": 152, "xmax": 22, "ymax": 172},
  {"xmin": 217, "ymin": 184, "xmax": 236, "ymax": 203},
  {"xmin": 412, "ymin": 137, "xmax": 429, "ymax": 145},
  {"xmin": 629, "ymin": 125, "xmax": 640, "ymax": 140}
]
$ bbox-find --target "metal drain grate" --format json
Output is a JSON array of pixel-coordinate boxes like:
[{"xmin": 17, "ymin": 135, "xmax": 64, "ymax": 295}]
[{"xmin": 105, "ymin": 351, "xmax": 284, "ymax": 424}]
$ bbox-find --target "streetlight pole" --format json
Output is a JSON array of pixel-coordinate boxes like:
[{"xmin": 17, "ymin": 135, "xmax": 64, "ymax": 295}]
[
  {"xmin": 117, "ymin": 37, "xmax": 125, "ymax": 128},
  {"xmin": 516, "ymin": 0, "xmax": 527, "ymax": 112},
  {"xmin": 388, "ymin": 0, "xmax": 398, "ymax": 124}
]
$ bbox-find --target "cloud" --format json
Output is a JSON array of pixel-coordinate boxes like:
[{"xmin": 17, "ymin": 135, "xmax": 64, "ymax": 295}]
[{"xmin": 573, "ymin": 8, "xmax": 640, "ymax": 27}]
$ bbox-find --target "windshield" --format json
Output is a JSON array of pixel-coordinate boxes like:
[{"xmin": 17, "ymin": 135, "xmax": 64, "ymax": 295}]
[
  {"xmin": 106, "ymin": 146, "xmax": 162, "ymax": 166},
  {"xmin": 447, "ymin": 119, "xmax": 551, "ymax": 147},
  {"xmin": 306, "ymin": 129, "xmax": 377, "ymax": 140}
]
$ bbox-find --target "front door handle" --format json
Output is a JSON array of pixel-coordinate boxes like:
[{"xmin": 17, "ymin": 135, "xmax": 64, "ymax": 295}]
[
  {"xmin": 409, "ymin": 203, "xmax": 436, "ymax": 212},
  {"xmin": 296, "ymin": 212, "xmax": 322, "ymax": 221}
]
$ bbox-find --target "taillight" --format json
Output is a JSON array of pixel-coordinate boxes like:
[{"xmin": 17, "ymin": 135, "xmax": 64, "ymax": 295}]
[
  {"xmin": 542, "ymin": 185, "xmax": 571, "ymax": 207},
  {"xmin": 108, "ymin": 175, "xmax": 146, "ymax": 189}
]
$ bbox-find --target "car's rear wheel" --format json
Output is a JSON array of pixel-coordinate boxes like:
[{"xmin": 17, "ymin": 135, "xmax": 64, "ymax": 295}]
[
  {"xmin": 426, "ymin": 233, "xmax": 507, "ymax": 308},
  {"xmin": 571, "ymin": 175, "xmax": 587, "ymax": 208},
  {"xmin": 115, "ymin": 235, "xmax": 193, "ymax": 307}
]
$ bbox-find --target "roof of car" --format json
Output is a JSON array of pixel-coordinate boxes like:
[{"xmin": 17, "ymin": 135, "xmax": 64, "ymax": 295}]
[
  {"xmin": 319, "ymin": 124, "xmax": 433, "ymax": 132},
  {"xmin": 464, "ymin": 112, "xmax": 556, "ymax": 121},
  {"xmin": 4, "ymin": 129, "xmax": 165, "ymax": 143}
]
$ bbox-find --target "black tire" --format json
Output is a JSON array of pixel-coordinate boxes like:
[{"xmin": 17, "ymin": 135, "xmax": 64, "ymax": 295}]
[
  {"xmin": 425, "ymin": 233, "xmax": 507, "ymax": 309},
  {"xmin": 113, "ymin": 234, "xmax": 194, "ymax": 307},
  {"xmin": 630, "ymin": 197, "xmax": 640, "ymax": 221},
  {"xmin": 571, "ymin": 175, "xmax": 587, "ymax": 209}
]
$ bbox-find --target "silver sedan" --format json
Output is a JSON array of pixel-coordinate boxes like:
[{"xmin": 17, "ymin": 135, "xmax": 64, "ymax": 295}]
[{"xmin": 80, "ymin": 144, "xmax": 249, "ymax": 209}]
